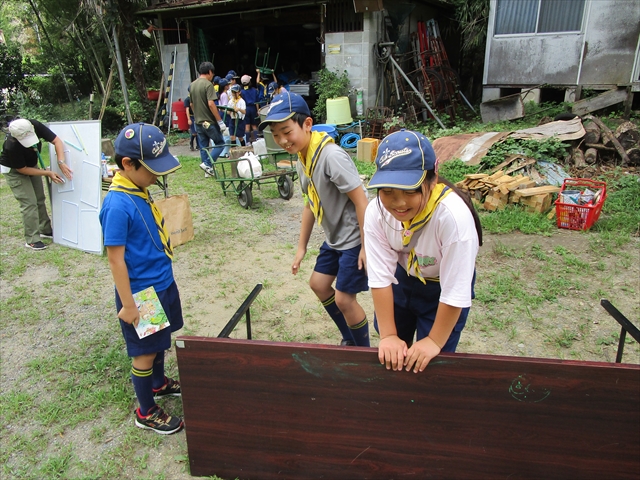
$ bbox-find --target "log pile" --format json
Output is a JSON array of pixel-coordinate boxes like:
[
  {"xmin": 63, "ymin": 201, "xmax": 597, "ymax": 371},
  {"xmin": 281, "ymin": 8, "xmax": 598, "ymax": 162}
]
[
  {"xmin": 456, "ymin": 171, "xmax": 560, "ymax": 214},
  {"xmin": 572, "ymin": 116, "xmax": 639, "ymax": 167}
]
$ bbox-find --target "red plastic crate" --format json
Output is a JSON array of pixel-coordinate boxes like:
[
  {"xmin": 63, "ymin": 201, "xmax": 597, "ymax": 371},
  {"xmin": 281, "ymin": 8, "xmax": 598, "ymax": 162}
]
[{"xmin": 555, "ymin": 178, "xmax": 607, "ymax": 231}]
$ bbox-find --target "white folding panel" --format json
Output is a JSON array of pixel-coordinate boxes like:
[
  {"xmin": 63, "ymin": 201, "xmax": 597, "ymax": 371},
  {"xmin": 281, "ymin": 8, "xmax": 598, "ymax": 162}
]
[{"xmin": 48, "ymin": 120, "xmax": 103, "ymax": 255}]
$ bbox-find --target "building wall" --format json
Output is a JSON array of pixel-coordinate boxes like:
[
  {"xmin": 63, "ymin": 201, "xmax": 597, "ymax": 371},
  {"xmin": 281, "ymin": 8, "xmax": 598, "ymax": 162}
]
[
  {"xmin": 324, "ymin": 12, "xmax": 380, "ymax": 118},
  {"xmin": 483, "ymin": 0, "xmax": 640, "ymax": 91}
]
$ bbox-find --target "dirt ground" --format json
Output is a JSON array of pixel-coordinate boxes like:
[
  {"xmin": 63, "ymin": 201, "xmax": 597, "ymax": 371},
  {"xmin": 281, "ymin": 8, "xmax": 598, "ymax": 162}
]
[{"xmin": 1, "ymin": 144, "xmax": 638, "ymax": 479}]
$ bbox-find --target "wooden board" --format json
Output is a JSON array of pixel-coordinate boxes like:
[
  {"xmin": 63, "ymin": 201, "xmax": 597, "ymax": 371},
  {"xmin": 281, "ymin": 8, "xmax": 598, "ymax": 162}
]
[{"xmin": 176, "ymin": 337, "xmax": 640, "ymax": 479}]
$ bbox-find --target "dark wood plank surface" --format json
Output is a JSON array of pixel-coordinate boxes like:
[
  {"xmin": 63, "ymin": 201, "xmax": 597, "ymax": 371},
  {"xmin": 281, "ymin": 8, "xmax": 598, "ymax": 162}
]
[{"xmin": 176, "ymin": 337, "xmax": 640, "ymax": 479}]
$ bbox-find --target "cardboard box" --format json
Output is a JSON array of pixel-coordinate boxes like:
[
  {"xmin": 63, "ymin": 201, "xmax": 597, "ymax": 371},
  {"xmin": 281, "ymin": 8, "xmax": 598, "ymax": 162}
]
[{"xmin": 357, "ymin": 138, "xmax": 380, "ymax": 163}]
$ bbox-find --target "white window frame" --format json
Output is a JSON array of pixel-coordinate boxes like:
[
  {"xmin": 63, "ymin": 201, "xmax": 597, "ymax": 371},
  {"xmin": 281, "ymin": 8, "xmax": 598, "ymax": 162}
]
[{"xmin": 493, "ymin": 0, "xmax": 587, "ymax": 38}]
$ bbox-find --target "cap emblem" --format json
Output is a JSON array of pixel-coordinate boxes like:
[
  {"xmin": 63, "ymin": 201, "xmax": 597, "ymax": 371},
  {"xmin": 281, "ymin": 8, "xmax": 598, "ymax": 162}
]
[
  {"xmin": 124, "ymin": 129, "xmax": 135, "ymax": 139},
  {"xmin": 378, "ymin": 147, "xmax": 411, "ymax": 168},
  {"xmin": 152, "ymin": 138, "xmax": 166, "ymax": 157}
]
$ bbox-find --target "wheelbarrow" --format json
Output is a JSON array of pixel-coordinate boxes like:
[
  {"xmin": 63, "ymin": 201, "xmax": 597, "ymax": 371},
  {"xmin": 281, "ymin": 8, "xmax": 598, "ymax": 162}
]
[{"xmin": 203, "ymin": 146, "xmax": 297, "ymax": 209}]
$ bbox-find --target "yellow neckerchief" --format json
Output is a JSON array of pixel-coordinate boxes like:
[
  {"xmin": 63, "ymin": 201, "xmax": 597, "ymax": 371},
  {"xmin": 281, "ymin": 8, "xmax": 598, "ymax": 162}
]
[
  {"xmin": 109, "ymin": 172, "xmax": 173, "ymax": 260},
  {"xmin": 402, "ymin": 183, "xmax": 451, "ymax": 284},
  {"xmin": 298, "ymin": 131, "xmax": 334, "ymax": 224}
]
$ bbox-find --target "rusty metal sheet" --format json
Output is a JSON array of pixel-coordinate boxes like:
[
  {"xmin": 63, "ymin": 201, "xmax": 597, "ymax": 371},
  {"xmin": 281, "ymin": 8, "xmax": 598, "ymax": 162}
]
[{"xmin": 433, "ymin": 132, "xmax": 509, "ymax": 165}]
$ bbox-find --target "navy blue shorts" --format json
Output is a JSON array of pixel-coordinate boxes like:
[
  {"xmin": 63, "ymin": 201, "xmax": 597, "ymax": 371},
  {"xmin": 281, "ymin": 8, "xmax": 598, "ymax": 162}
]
[
  {"xmin": 373, "ymin": 264, "xmax": 475, "ymax": 352},
  {"xmin": 230, "ymin": 117, "xmax": 246, "ymax": 138},
  {"xmin": 245, "ymin": 104, "xmax": 259, "ymax": 126},
  {"xmin": 116, "ymin": 281, "xmax": 184, "ymax": 357},
  {"xmin": 313, "ymin": 242, "xmax": 368, "ymax": 295}
]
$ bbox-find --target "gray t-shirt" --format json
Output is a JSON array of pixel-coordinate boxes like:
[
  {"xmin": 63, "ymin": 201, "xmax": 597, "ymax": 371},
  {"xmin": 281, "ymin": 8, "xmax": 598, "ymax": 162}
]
[{"xmin": 296, "ymin": 142, "xmax": 364, "ymax": 250}]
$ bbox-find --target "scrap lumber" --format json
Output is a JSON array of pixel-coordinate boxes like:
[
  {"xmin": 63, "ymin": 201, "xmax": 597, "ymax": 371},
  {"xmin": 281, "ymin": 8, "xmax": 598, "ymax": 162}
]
[
  {"xmin": 512, "ymin": 185, "xmax": 561, "ymax": 199},
  {"xmin": 457, "ymin": 169, "xmax": 556, "ymax": 214},
  {"xmin": 521, "ymin": 193, "xmax": 553, "ymax": 214},
  {"xmin": 505, "ymin": 158, "xmax": 536, "ymax": 175},
  {"xmin": 487, "ymin": 154, "xmax": 521, "ymax": 174}
]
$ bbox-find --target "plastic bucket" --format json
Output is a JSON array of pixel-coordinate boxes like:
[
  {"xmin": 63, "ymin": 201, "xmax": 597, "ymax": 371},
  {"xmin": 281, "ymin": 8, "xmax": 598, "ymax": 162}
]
[
  {"xmin": 326, "ymin": 96, "xmax": 353, "ymax": 125},
  {"xmin": 312, "ymin": 124, "xmax": 338, "ymax": 140},
  {"xmin": 258, "ymin": 104, "xmax": 286, "ymax": 152}
]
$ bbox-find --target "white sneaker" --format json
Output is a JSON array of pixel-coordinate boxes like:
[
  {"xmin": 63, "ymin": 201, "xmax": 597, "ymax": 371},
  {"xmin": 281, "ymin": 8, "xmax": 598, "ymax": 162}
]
[
  {"xmin": 199, "ymin": 162, "xmax": 208, "ymax": 172},
  {"xmin": 204, "ymin": 173, "xmax": 211, "ymax": 178},
  {"xmin": 205, "ymin": 166, "xmax": 215, "ymax": 176}
]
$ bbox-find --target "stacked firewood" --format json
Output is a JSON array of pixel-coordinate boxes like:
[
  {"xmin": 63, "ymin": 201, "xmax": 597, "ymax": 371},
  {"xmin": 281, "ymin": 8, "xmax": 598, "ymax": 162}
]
[
  {"xmin": 456, "ymin": 170, "xmax": 560, "ymax": 213},
  {"xmin": 572, "ymin": 115, "xmax": 639, "ymax": 167}
]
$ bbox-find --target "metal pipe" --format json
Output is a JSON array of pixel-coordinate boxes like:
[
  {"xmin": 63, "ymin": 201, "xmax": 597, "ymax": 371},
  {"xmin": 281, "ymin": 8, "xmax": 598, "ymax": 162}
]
[{"xmin": 387, "ymin": 55, "xmax": 445, "ymax": 129}]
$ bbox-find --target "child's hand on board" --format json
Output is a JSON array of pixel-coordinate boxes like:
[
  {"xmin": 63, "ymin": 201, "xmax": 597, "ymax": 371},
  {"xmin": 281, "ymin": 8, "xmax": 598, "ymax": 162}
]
[
  {"xmin": 378, "ymin": 335, "xmax": 407, "ymax": 371},
  {"xmin": 405, "ymin": 336, "xmax": 442, "ymax": 373}
]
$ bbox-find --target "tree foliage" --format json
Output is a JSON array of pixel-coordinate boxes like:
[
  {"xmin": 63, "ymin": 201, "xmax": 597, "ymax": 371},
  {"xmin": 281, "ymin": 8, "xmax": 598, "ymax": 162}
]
[{"xmin": 1, "ymin": 0, "xmax": 159, "ymax": 128}]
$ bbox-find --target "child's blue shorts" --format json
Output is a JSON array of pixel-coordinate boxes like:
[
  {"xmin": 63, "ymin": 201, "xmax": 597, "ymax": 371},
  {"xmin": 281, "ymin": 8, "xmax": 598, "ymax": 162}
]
[
  {"xmin": 373, "ymin": 264, "xmax": 476, "ymax": 352},
  {"xmin": 116, "ymin": 281, "xmax": 184, "ymax": 357},
  {"xmin": 245, "ymin": 104, "xmax": 259, "ymax": 126},
  {"xmin": 313, "ymin": 241, "xmax": 368, "ymax": 295},
  {"xmin": 230, "ymin": 117, "xmax": 246, "ymax": 138}
]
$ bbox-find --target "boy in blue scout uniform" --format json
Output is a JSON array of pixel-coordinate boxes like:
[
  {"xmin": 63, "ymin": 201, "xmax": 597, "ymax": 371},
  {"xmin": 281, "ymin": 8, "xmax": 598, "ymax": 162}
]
[
  {"xmin": 259, "ymin": 92, "xmax": 370, "ymax": 347},
  {"xmin": 99, "ymin": 123, "xmax": 185, "ymax": 435},
  {"xmin": 240, "ymin": 73, "xmax": 260, "ymax": 145}
]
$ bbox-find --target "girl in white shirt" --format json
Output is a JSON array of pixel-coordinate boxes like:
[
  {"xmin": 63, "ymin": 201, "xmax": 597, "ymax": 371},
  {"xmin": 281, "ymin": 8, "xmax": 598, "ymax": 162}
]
[
  {"xmin": 228, "ymin": 84, "xmax": 247, "ymax": 146},
  {"xmin": 364, "ymin": 129, "xmax": 482, "ymax": 373}
]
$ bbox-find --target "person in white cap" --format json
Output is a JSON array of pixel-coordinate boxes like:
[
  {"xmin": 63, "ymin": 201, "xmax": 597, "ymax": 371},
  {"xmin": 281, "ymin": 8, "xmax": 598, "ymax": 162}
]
[{"xmin": 0, "ymin": 118, "xmax": 73, "ymax": 250}]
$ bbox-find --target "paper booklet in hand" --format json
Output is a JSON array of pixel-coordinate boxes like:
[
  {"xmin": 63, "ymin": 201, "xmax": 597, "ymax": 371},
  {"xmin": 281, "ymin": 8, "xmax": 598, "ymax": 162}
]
[{"xmin": 132, "ymin": 286, "xmax": 170, "ymax": 339}]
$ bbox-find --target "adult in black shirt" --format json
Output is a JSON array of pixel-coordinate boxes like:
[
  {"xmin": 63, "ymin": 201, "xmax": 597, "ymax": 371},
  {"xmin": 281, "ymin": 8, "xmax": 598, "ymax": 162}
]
[{"xmin": 0, "ymin": 119, "xmax": 72, "ymax": 250}]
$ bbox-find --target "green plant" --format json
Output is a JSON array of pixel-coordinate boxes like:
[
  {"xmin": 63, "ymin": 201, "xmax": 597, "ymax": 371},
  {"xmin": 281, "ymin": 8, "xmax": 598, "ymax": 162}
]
[
  {"xmin": 312, "ymin": 68, "xmax": 350, "ymax": 122},
  {"xmin": 438, "ymin": 159, "xmax": 479, "ymax": 183},
  {"xmin": 480, "ymin": 137, "xmax": 569, "ymax": 170}
]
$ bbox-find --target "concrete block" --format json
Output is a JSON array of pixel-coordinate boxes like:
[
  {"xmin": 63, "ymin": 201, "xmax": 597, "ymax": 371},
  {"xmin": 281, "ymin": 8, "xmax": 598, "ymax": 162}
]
[
  {"xmin": 345, "ymin": 55, "xmax": 362, "ymax": 67},
  {"xmin": 482, "ymin": 88, "xmax": 501, "ymax": 102},
  {"xmin": 480, "ymin": 95, "xmax": 525, "ymax": 123},
  {"xmin": 325, "ymin": 32, "xmax": 343, "ymax": 44},
  {"xmin": 343, "ymin": 43, "xmax": 362, "ymax": 55},
  {"xmin": 522, "ymin": 88, "xmax": 540, "ymax": 104},
  {"xmin": 345, "ymin": 32, "xmax": 363, "ymax": 43}
]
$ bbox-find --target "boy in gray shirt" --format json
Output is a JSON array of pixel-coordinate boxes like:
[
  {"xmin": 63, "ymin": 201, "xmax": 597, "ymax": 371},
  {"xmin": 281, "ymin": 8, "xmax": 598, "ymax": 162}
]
[{"xmin": 259, "ymin": 92, "xmax": 370, "ymax": 346}]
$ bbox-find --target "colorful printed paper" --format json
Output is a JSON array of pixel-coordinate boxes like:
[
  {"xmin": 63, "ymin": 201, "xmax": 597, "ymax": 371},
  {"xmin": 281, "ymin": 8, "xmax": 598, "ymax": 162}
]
[{"xmin": 132, "ymin": 286, "xmax": 170, "ymax": 339}]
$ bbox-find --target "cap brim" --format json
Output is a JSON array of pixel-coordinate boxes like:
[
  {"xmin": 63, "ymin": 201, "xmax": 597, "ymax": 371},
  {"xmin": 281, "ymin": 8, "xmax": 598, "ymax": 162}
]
[
  {"xmin": 258, "ymin": 112, "xmax": 296, "ymax": 131},
  {"xmin": 139, "ymin": 153, "xmax": 182, "ymax": 176},
  {"xmin": 17, "ymin": 132, "xmax": 39, "ymax": 148},
  {"xmin": 367, "ymin": 170, "xmax": 426, "ymax": 190}
]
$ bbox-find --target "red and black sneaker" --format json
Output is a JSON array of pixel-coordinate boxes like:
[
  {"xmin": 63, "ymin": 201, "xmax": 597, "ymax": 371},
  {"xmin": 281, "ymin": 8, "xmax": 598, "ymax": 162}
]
[
  {"xmin": 153, "ymin": 377, "xmax": 181, "ymax": 399},
  {"xmin": 135, "ymin": 405, "xmax": 183, "ymax": 435}
]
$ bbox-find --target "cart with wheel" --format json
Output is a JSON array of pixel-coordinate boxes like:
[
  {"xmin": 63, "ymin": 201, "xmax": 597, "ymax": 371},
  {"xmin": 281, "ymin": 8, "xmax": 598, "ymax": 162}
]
[{"xmin": 203, "ymin": 146, "xmax": 297, "ymax": 209}]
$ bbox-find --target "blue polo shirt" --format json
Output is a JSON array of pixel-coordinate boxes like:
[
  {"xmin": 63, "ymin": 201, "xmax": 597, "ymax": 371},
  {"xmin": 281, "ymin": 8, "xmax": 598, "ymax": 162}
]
[{"xmin": 100, "ymin": 191, "xmax": 174, "ymax": 294}]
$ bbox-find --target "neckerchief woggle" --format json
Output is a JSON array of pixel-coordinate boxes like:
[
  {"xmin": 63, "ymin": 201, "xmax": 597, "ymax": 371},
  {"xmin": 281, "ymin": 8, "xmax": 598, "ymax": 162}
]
[
  {"xmin": 109, "ymin": 172, "xmax": 173, "ymax": 260},
  {"xmin": 299, "ymin": 130, "xmax": 333, "ymax": 225},
  {"xmin": 402, "ymin": 183, "xmax": 451, "ymax": 284}
]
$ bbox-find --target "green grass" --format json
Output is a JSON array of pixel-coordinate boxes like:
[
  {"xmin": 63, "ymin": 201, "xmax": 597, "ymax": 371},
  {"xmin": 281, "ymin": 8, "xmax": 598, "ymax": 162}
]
[{"xmin": 480, "ymin": 205, "xmax": 555, "ymax": 234}]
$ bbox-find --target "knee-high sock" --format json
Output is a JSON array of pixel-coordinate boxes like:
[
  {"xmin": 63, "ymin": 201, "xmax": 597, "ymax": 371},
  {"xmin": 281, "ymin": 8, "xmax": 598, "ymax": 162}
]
[
  {"xmin": 131, "ymin": 366, "xmax": 155, "ymax": 416},
  {"xmin": 322, "ymin": 294, "xmax": 354, "ymax": 343},
  {"xmin": 349, "ymin": 317, "xmax": 370, "ymax": 347},
  {"xmin": 151, "ymin": 351, "xmax": 166, "ymax": 390}
]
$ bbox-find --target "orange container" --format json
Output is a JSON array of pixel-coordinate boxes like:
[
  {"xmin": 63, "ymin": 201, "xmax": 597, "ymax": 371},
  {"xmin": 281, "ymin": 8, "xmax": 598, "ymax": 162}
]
[{"xmin": 357, "ymin": 138, "xmax": 380, "ymax": 162}]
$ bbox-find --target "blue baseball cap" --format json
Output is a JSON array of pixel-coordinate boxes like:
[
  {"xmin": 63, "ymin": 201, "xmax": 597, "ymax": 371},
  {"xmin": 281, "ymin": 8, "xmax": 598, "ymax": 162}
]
[
  {"xmin": 218, "ymin": 78, "xmax": 229, "ymax": 88},
  {"xmin": 258, "ymin": 91, "xmax": 310, "ymax": 131},
  {"xmin": 367, "ymin": 130, "xmax": 436, "ymax": 190},
  {"xmin": 225, "ymin": 73, "xmax": 233, "ymax": 81},
  {"xmin": 115, "ymin": 123, "xmax": 181, "ymax": 176},
  {"xmin": 227, "ymin": 70, "xmax": 237, "ymax": 77},
  {"xmin": 267, "ymin": 81, "xmax": 278, "ymax": 96},
  {"xmin": 213, "ymin": 75, "xmax": 221, "ymax": 83}
]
